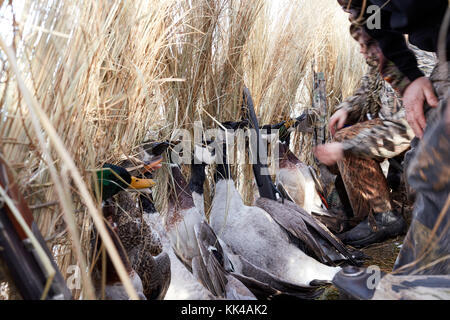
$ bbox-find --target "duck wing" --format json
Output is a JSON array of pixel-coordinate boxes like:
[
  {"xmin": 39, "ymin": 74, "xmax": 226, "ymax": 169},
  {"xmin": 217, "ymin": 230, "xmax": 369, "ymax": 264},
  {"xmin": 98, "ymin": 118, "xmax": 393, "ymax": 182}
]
[
  {"xmin": 134, "ymin": 251, "xmax": 171, "ymax": 300},
  {"xmin": 193, "ymin": 222, "xmax": 227, "ymax": 297},
  {"xmin": 280, "ymin": 199, "xmax": 358, "ymax": 265},
  {"xmin": 255, "ymin": 197, "xmax": 329, "ymax": 264},
  {"xmin": 194, "ymin": 221, "xmax": 256, "ymax": 300},
  {"xmin": 192, "ymin": 255, "xmax": 224, "ymax": 297},
  {"xmin": 231, "ymin": 254, "xmax": 326, "ymax": 300},
  {"xmin": 276, "ymin": 180, "xmax": 295, "ymax": 202},
  {"xmin": 311, "ymin": 207, "xmax": 350, "ymax": 235},
  {"xmin": 206, "ymin": 222, "xmax": 327, "ymax": 300}
]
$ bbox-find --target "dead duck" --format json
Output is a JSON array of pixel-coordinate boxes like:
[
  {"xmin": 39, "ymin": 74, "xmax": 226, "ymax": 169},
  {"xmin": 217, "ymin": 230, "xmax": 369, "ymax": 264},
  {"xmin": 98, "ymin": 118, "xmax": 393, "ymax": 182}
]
[
  {"xmin": 92, "ymin": 203, "xmax": 146, "ymax": 300},
  {"xmin": 260, "ymin": 116, "xmax": 355, "ymax": 235},
  {"xmin": 93, "ymin": 163, "xmax": 155, "ymax": 299},
  {"xmin": 261, "ymin": 118, "xmax": 346, "ymax": 227},
  {"xmin": 116, "ymin": 142, "xmax": 172, "ymax": 300},
  {"xmin": 137, "ymin": 144, "xmax": 216, "ymax": 300},
  {"xmin": 164, "ymin": 158, "xmax": 255, "ymax": 300},
  {"xmin": 243, "ymin": 92, "xmax": 362, "ymax": 267},
  {"xmin": 189, "ymin": 148, "xmax": 328, "ymax": 300},
  {"xmin": 94, "ymin": 162, "xmax": 170, "ymax": 300},
  {"xmin": 110, "ymin": 191, "xmax": 171, "ymax": 300},
  {"xmin": 207, "ymin": 137, "xmax": 342, "ymax": 287},
  {"xmin": 141, "ymin": 202, "xmax": 216, "ymax": 300},
  {"xmin": 186, "ymin": 153, "xmax": 321, "ymax": 300},
  {"xmin": 206, "ymin": 88, "xmax": 359, "ymax": 287}
]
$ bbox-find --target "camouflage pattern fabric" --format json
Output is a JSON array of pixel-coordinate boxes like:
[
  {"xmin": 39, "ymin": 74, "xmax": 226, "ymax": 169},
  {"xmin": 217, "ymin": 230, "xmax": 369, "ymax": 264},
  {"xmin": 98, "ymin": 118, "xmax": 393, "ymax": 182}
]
[
  {"xmin": 330, "ymin": 0, "xmax": 436, "ymax": 226},
  {"xmin": 330, "ymin": 42, "xmax": 435, "ymax": 222},
  {"xmin": 333, "ymin": 119, "xmax": 392, "ymax": 224},
  {"xmin": 336, "ymin": 0, "xmax": 450, "ymax": 276},
  {"xmin": 335, "ymin": 45, "xmax": 436, "ymax": 160},
  {"xmin": 393, "ymin": 64, "xmax": 450, "ymax": 275}
]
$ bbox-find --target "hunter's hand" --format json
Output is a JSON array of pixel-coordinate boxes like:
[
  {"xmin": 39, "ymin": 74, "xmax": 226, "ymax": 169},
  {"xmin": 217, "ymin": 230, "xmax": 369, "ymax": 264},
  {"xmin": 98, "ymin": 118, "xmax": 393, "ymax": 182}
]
[
  {"xmin": 403, "ymin": 76, "xmax": 438, "ymax": 139},
  {"xmin": 329, "ymin": 108, "xmax": 348, "ymax": 136},
  {"xmin": 314, "ymin": 142, "xmax": 344, "ymax": 166}
]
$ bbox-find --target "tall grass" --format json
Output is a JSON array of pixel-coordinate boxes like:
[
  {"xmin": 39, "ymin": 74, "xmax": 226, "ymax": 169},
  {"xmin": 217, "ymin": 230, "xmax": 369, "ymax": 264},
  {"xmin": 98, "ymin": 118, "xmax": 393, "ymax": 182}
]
[{"xmin": 0, "ymin": 0, "xmax": 365, "ymax": 299}]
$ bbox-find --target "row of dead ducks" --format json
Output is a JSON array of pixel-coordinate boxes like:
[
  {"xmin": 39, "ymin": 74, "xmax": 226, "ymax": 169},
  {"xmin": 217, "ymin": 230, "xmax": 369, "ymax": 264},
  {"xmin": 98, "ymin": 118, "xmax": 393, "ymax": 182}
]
[{"xmin": 92, "ymin": 128, "xmax": 366, "ymax": 300}]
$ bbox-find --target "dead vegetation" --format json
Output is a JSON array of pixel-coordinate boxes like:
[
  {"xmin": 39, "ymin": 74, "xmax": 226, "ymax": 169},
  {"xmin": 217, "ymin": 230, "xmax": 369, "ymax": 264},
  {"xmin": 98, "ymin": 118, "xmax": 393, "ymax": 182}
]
[{"xmin": 0, "ymin": 0, "xmax": 366, "ymax": 299}]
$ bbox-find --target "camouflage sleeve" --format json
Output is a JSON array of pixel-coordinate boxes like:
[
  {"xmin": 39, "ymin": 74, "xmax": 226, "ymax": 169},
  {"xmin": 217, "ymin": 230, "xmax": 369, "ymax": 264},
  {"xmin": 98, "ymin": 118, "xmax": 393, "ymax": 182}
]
[
  {"xmin": 334, "ymin": 67, "xmax": 381, "ymax": 124},
  {"xmin": 340, "ymin": 109, "xmax": 415, "ymax": 161}
]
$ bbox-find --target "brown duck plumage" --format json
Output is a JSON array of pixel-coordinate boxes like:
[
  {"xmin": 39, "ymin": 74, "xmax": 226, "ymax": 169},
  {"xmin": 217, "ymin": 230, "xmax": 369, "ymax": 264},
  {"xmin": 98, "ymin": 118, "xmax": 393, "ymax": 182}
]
[{"xmin": 106, "ymin": 191, "xmax": 171, "ymax": 300}]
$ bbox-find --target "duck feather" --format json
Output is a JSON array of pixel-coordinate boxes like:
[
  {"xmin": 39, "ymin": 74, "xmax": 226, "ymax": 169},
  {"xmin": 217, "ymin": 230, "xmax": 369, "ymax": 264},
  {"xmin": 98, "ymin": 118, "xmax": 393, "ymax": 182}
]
[
  {"xmin": 194, "ymin": 221, "xmax": 256, "ymax": 300},
  {"xmin": 258, "ymin": 198, "xmax": 357, "ymax": 265},
  {"xmin": 196, "ymin": 221, "xmax": 324, "ymax": 300},
  {"xmin": 255, "ymin": 197, "xmax": 328, "ymax": 264}
]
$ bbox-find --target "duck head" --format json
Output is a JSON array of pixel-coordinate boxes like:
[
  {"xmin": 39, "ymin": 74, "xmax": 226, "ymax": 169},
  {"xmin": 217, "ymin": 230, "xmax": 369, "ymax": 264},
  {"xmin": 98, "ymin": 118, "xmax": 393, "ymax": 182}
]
[
  {"xmin": 261, "ymin": 113, "xmax": 307, "ymax": 146},
  {"xmin": 96, "ymin": 163, "xmax": 156, "ymax": 202},
  {"xmin": 141, "ymin": 141, "xmax": 170, "ymax": 172}
]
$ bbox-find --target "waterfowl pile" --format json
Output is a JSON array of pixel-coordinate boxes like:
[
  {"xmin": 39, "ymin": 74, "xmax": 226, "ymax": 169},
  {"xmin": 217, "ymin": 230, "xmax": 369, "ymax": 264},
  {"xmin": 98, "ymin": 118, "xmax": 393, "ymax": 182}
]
[
  {"xmin": 76, "ymin": 87, "xmax": 375, "ymax": 301},
  {"xmin": 0, "ymin": 0, "xmax": 377, "ymax": 300}
]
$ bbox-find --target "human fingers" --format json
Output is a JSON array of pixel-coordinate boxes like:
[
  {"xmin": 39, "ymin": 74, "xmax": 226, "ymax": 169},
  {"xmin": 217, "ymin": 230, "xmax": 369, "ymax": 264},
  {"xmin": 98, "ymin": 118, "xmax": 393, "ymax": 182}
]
[
  {"xmin": 337, "ymin": 112, "xmax": 347, "ymax": 131},
  {"xmin": 329, "ymin": 116, "xmax": 338, "ymax": 136},
  {"xmin": 405, "ymin": 104, "xmax": 423, "ymax": 139},
  {"xmin": 423, "ymin": 79, "xmax": 439, "ymax": 108}
]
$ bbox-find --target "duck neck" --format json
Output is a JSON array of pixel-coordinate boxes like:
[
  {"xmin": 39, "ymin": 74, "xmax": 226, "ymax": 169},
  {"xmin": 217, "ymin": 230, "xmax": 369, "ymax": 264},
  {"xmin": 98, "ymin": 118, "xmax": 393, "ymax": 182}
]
[
  {"xmin": 281, "ymin": 130, "xmax": 291, "ymax": 147},
  {"xmin": 189, "ymin": 163, "xmax": 206, "ymax": 215},
  {"xmin": 189, "ymin": 163, "xmax": 206, "ymax": 196},
  {"xmin": 140, "ymin": 170, "xmax": 157, "ymax": 214},
  {"xmin": 278, "ymin": 139, "xmax": 301, "ymax": 165},
  {"xmin": 214, "ymin": 143, "xmax": 231, "ymax": 182},
  {"xmin": 252, "ymin": 128, "xmax": 279, "ymax": 201},
  {"xmin": 169, "ymin": 165, "xmax": 194, "ymax": 210}
]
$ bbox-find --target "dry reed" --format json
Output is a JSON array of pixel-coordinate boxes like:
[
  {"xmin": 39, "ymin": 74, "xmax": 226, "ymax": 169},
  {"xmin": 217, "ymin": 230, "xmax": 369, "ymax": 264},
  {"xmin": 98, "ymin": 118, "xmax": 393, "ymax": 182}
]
[{"xmin": 0, "ymin": 0, "xmax": 366, "ymax": 299}]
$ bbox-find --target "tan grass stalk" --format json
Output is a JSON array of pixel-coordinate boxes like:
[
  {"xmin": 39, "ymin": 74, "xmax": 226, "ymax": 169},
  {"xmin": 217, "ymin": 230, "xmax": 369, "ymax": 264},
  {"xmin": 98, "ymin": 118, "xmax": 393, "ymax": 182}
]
[{"xmin": 1, "ymin": 0, "xmax": 367, "ymax": 299}]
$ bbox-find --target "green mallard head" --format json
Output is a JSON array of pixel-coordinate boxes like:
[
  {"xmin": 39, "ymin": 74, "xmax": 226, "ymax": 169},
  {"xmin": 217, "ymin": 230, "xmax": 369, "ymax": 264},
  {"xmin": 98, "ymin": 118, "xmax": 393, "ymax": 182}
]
[{"xmin": 96, "ymin": 163, "xmax": 156, "ymax": 201}]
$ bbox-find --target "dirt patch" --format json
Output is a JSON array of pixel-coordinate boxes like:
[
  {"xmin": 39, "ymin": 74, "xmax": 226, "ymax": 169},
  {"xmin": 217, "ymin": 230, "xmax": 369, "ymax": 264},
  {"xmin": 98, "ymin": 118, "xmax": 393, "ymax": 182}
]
[{"xmin": 361, "ymin": 235, "xmax": 404, "ymax": 272}]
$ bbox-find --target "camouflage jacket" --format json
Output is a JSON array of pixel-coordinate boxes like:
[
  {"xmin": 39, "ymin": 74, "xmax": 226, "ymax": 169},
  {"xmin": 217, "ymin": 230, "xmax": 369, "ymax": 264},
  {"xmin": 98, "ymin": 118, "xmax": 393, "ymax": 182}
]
[{"xmin": 335, "ymin": 46, "xmax": 437, "ymax": 160}]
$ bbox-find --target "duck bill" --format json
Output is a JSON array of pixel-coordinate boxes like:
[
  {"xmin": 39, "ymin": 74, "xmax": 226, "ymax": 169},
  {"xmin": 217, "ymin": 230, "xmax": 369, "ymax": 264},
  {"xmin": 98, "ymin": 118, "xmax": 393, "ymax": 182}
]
[
  {"xmin": 129, "ymin": 176, "xmax": 156, "ymax": 189},
  {"xmin": 144, "ymin": 156, "xmax": 163, "ymax": 172}
]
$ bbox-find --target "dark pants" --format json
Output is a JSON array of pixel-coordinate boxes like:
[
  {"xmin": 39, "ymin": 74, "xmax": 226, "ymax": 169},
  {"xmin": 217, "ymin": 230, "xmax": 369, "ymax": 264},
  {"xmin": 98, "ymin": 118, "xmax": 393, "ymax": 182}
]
[{"xmin": 393, "ymin": 64, "xmax": 450, "ymax": 275}]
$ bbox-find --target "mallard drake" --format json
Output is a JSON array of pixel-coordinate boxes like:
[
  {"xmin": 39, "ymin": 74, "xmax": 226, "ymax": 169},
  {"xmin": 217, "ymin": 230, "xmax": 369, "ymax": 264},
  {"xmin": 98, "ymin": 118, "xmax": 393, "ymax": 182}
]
[
  {"xmin": 96, "ymin": 163, "xmax": 156, "ymax": 202},
  {"xmin": 93, "ymin": 161, "xmax": 170, "ymax": 300}
]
